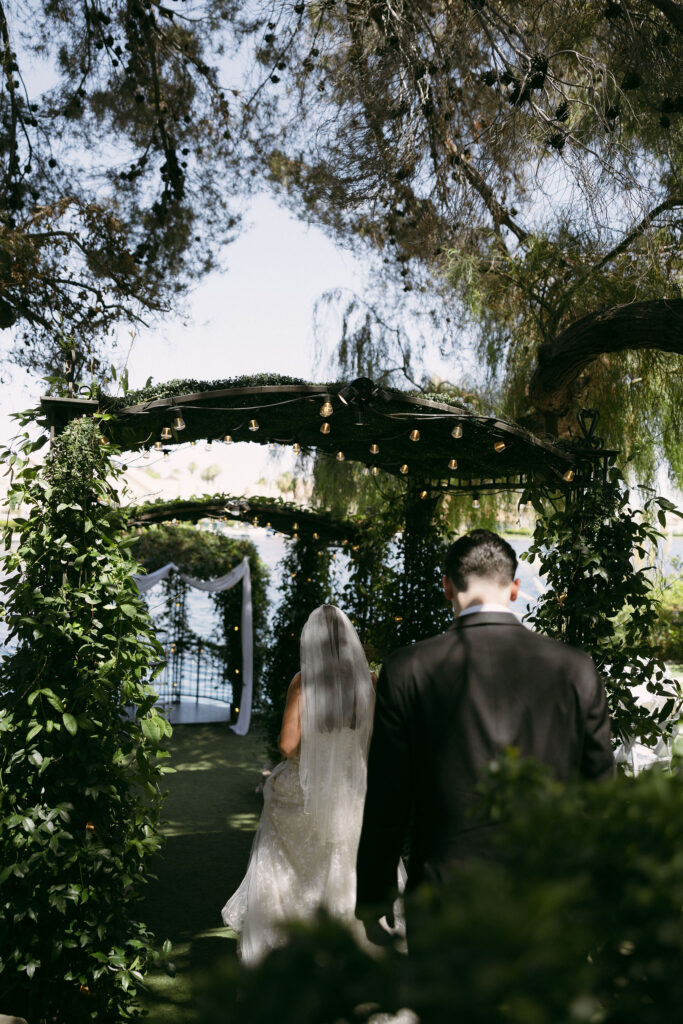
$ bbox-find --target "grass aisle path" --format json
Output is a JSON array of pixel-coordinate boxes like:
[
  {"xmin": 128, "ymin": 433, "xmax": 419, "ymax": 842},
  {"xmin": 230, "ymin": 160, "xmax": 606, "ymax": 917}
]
[{"xmin": 139, "ymin": 722, "xmax": 267, "ymax": 1022}]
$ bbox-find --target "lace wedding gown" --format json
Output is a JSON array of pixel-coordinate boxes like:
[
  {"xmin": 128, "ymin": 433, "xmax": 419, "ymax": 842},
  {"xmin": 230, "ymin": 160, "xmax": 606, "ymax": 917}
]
[
  {"xmin": 222, "ymin": 605, "xmax": 404, "ymax": 967},
  {"xmin": 222, "ymin": 728, "xmax": 369, "ymax": 964}
]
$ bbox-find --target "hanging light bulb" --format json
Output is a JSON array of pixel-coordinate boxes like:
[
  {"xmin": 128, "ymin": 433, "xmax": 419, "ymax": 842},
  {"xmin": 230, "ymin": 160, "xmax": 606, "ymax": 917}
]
[
  {"xmin": 154, "ymin": 441, "xmax": 163, "ymax": 451},
  {"xmin": 293, "ymin": 442, "xmax": 301, "ymax": 454},
  {"xmin": 419, "ymin": 489, "xmax": 428, "ymax": 500},
  {"xmin": 143, "ymin": 449, "xmax": 150, "ymax": 460},
  {"xmin": 409, "ymin": 428, "xmax": 420, "ymax": 442},
  {"xmin": 400, "ymin": 463, "xmax": 409, "ymax": 475},
  {"xmin": 164, "ymin": 451, "xmax": 170, "ymax": 459},
  {"xmin": 249, "ymin": 419, "xmax": 259, "ymax": 432},
  {"xmin": 369, "ymin": 442, "xmax": 380, "ymax": 455},
  {"xmin": 493, "ymin": 440, "xmax": 506, "ymax": 453},
  {"xmin": 293, "ymin": 522, "xmax": 299, "ymax": 530},
  {"xmin": 448, "ymin": 458, "xmax": 458, "ymax": 471},
  {"xmin": 451, "ymin": 424, "xmax": 463, "ymax": 439},
  {"xmin": 190, "ymin": 439, "xmax": 196, "ymax": 446},
  {"xmin": 336, "ymin": 450, "xmax": 344, "ymax": 461},
  {"xmin": 173, "ymin": 414, "xmax": 186, "ymax": 431},
  {"xmin": 320, "ymin": 400, "xmax": 333, "ymax": 417},
  {"xmin": 362, "ymin": 466, "xmax": 370, "ymax": 476},
  {"xmin": 313, "ymin": 532, "xmax": 319, "ymax": 540},
  {"xmin": 160, "ymin": 426, "xmax": 172, "ymax": 441},
  {"xmin": 562, "ymin": 468, "xmax": 576, "ymax": 482},
  {"xmin": 371, "ymin": 465, "xmax": 379, "ymax": 476},
  {"xmin": 320, "ymin": 422, "xmax": 331, "ymax": 435},
  {"xmin": 472, "ymin": 495, "xmax": 480, "ymax": 509}
]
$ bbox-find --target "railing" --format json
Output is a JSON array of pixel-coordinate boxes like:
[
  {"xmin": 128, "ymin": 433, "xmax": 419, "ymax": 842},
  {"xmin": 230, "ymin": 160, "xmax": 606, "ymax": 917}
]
[{"xmin": 153, "ymin": 638, "xmax": 235, "ymax": 707}]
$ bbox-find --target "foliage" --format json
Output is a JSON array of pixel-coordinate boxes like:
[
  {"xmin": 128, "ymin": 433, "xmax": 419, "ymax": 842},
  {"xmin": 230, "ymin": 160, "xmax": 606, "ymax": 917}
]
[
  {"xmin": 252, "ymin": 0, "xmax": 683, "ymax": 478},
  {"xmin": 523, "ymin": 469, "xmax": 682, "ymax": 746},
  {"xmin": 132, "ymin": 522, "xmax": 270, "ymax": 706},
  {"xmin": 0, "ymin": 416, "xmax": 171, "ymax": 1022},
  {"xmin": 0, "ymin": 0, "xmax": 250, "ymax": 373},
  {"xmin": 100, "ymin": 374, "xmax": 314, "ymax": 411},
  {"xmin": 261, "ymin": 533, "xmax": 332, "ymax": 758},
  {"xmin": 196, "ymin": 754, "xmax": 683, "ymax": 1024},
  {"xmin": 652, "ymin": 560, "xmax": 683, "ymax": 662}
]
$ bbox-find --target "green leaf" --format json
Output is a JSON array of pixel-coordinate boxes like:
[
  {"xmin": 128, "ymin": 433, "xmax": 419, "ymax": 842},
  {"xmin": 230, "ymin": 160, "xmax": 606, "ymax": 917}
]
[{"xmin": 62, "ymin": 713, "xmax": 78, "ymax": 736}]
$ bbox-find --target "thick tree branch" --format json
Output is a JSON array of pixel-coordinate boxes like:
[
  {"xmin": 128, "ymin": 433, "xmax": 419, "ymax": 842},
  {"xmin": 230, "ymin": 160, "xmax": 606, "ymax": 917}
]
[
  {"xmin": 648, "ymin": 0, "xmax": 683, "ymax": 32},
  {"xmin": 529, "ymin": 298, "xmax": 683, "ymax": 414}
]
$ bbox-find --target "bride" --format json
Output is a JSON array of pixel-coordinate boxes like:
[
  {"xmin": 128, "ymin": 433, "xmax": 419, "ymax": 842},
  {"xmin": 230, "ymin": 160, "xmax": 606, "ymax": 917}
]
[{"xmin": 221, "ymin": 604, "xmax": 378, "ymax": 964}]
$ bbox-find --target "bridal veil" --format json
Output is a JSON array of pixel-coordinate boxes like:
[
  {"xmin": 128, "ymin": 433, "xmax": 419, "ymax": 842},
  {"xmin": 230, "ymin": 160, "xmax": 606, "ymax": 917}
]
[{"xmin": 299, "ymin": 605, "xmax": 375, "ymax": 843}]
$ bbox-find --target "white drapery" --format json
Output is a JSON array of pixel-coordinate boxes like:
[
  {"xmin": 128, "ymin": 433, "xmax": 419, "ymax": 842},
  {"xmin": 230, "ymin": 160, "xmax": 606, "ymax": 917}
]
[{"xmin": 133, "ymin": 556, "xmax": 253, "ymax": 735}]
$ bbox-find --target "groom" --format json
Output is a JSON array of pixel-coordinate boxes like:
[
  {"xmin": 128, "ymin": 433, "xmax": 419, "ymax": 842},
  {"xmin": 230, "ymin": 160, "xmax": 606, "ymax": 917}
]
[{"xmin": 356, "ymin": 529, "xmax": 615, "ymax": 935}]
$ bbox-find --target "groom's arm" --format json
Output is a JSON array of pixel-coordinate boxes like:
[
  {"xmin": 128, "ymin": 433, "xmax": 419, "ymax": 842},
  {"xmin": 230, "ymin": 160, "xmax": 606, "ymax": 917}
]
[
  {"xmin": 356, "ymin": 657, "xmax": 413, "ymax": 921},
  {"xmin": 580, "ymin": 660, "xmax": 615, "ymax": 781}
]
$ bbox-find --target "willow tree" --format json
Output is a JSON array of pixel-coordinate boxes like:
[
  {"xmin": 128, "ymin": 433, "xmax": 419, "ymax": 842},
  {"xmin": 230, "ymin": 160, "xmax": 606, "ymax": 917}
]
[{"xmin": 248, "ymin": 0, "xmax": 683, "ymax": 480}]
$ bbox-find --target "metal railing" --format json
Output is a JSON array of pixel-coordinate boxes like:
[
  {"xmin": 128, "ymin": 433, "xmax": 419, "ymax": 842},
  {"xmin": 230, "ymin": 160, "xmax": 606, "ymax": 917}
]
[{"xmin": 153, "ymin": 639, "xmax": 235, "ymax": 706}]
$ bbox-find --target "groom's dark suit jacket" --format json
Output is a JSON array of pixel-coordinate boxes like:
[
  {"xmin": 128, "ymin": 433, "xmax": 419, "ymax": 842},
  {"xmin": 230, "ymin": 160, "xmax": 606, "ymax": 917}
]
[{"xmin": 356, "ymin": 611, "xmax": 615, "ymax": 911}]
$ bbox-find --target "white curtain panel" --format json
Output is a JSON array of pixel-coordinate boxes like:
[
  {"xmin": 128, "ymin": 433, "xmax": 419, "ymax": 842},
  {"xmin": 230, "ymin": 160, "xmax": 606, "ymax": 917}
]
[{"xmin": 132, "ymin": 556, "xmax": 254, "ymax": 735}]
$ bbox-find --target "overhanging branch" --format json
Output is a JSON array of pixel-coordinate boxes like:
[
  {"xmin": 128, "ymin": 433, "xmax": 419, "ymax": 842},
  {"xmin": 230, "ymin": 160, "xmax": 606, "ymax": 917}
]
[{"xmin": 529, "ymin": 298, "xmax": 683, "ymax": 414}]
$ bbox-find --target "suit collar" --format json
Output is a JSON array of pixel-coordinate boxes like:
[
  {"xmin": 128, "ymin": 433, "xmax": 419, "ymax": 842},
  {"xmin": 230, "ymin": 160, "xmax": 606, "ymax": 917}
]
[{"xmin": 451, "ymin": 611, "xmax": 524, "ymax": 630}]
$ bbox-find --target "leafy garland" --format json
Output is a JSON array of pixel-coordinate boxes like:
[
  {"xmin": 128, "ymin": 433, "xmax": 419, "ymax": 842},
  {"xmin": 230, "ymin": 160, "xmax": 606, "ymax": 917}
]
[{"xmin": 0, "ymin": 417, "xmax": 170, "ymax": 1022}]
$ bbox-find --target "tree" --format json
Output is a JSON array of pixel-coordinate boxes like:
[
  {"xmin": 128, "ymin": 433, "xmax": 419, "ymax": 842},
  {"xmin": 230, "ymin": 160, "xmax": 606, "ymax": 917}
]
[
  {"xmin": 251, "ymin": 0, "xmax": 683, "ymax": 478},
  {"xmin": 0, "ymin": 0, "xmax": 244, "ymax": 375}
]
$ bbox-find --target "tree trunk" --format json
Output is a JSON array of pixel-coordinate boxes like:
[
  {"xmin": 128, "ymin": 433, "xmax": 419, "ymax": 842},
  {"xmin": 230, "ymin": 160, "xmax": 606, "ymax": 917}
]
[{"xmin": 528, "ymin": 298, "xmax": 683, "ymax": 416}]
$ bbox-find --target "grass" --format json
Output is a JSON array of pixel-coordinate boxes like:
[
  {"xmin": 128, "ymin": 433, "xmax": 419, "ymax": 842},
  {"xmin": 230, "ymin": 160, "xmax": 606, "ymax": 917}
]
[{"xmin": 139, "ymin": 722, "xmax": 267, "ymax": 1023}]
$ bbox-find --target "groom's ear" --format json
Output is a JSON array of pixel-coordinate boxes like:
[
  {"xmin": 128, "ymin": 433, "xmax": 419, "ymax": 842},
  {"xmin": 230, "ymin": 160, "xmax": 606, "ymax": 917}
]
[
  {"xmin": 443, "ymin": 575, "xmax": 454, "ymax": 602},
  {"xmin": 510, "ymin": 578, "xmax": 521, "ymax": 602}
]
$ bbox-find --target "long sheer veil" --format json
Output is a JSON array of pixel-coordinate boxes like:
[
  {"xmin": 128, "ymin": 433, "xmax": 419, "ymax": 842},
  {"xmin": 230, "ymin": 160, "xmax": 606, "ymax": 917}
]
[{"xmin": 299, "ymin": 605, "xmax": 375, "ymax": 844}]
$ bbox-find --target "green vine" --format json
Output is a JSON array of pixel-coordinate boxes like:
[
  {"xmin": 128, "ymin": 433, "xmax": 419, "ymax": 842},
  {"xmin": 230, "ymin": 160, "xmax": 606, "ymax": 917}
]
[
  {"xmin": 524, "ymin": 468, "xmax": 683, "ymax": 747},
  {"xmin": 0, "ymin": 417, "xmax": 171, "ymax": 1022}
]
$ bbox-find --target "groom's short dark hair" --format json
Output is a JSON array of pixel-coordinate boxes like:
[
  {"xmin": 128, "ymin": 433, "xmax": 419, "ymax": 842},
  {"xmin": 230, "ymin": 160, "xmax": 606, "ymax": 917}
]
[{"xmin": 444, "ymin": 529, "xmax": 518, "ymax": 590}]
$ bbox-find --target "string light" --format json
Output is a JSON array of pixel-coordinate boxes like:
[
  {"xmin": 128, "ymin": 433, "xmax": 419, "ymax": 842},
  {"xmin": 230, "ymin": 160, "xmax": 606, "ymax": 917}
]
[
  {"xmin": 224, "ymin": 434, "xmax": 232, "ymax": 444},
  {"xmin": 293, "ymin": 522, "xmax": 299, "ymax": 530},
  {"xmin": 293, "ymin": 442, "xmax": 301, "ymax": 454},
  {"xmin": 562, "ymin": 468, "xmax": 576, "ymax": 482},
  {"xmin": 419, "ymin": 489, "xmax": 428, "ymax": 499},
  {"xmin": 154, "ymin": 441, "xmax": 163, "ymax": 451},
  {"xmin": 320, "ymin": 422, "xmax": 331, "ymax": 435},
  {"xmin": 143, "ymin": 450, "xmax": 150, "ymax": 459},
  {"xmin": 85, "ymin": 822, "xmax": 95, "ymax": 831},
  {"xmin": 409, "ymin": 429, "xmax": 420, "ymax": 442},
  {"xmin": 320, "ymin": 400, "xmax": 333, "ymax": 417},
  {"xmin": 472, "ymin": 495, "xmax": 481, "ymax": 509},
  {"xmin": 313, "ymin": 532, "xmax": 319, "ymax": 540},
  {"xmin": 249, "ymin": 419, "xmax": 259, "ymax": 432},
  {"xmin": 190, "ymin": 439, "xmax": 196, "ymax": 446},
  {"xmin": 448, "ymin": 458, "xmax": 458, "ymax": 471},
  {"xmin": 400, "ymin": 464, "xmax": 409, "ymax": 474},
  {"xmin": 173, "ymin": 414, "xmax": 186, "ymax": 431},
  {"xmin": 369, "ymin": 443, "xmax": 380, "ymax": 455},
  {"xmin": 371, "ymin": 466, "xmax": 379, "ymax": 476},
  {"xmin": 336, "ymin": 450, "xmax": 344, "ymax": 461},
  {"xmin": 493, "ymin": 440, "xmax": 506, "ymax": 453},
  {"xmin": 363, "ymin": 466, "xmax": 370, "ymax": 476},
  {"xmin": 164, "ymin": 451, "xmax": 169, "ymax": 458},
  {"xmin": 160, "ymin": 426, "xmax": 172, "ymax": 441},
  {"xmin": 451, "ymin": 424, "xmax": 463, "ymax": 439}
]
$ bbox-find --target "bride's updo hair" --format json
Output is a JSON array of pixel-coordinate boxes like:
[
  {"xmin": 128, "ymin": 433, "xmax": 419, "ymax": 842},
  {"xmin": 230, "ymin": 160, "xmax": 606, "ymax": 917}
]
[{"xmin": 444, "ymin": 529, "xmax": 517, "ymax": 591}]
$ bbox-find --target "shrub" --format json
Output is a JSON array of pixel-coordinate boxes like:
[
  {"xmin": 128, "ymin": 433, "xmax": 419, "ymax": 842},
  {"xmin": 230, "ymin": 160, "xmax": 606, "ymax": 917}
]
[
  {"xmin": 0, "ymin": 417, "xmax": 171, "ymax": 1022},
  {"xmin": 198, "ymin": 755, "xmax": 683, "ymax": 1024}
]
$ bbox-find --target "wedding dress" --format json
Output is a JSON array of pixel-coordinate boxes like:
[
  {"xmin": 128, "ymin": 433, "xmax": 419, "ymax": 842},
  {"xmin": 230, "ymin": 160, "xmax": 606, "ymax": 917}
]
[{"xmin": 221, "ymin": 605, "xmax": 381, "ymax": 965}]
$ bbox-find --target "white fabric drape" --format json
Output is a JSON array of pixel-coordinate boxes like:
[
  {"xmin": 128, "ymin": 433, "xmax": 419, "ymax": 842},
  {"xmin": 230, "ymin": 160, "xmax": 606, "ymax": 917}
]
[{"xmin": 132, "ymin": 556, "xmax": 253, "ymax": 735}]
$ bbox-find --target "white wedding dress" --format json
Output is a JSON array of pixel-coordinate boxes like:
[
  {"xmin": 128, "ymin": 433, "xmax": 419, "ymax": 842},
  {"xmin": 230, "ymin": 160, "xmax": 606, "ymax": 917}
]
[{"xmin": 221, "ymin": 605, "xmax": 402, "ymax": 966}]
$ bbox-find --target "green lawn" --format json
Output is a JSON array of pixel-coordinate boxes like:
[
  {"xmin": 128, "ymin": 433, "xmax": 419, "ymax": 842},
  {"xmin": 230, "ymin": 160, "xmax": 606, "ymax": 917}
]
[{"xmin": 139, "ymin": 722, "xmax": 267, "ymax": 1023}]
